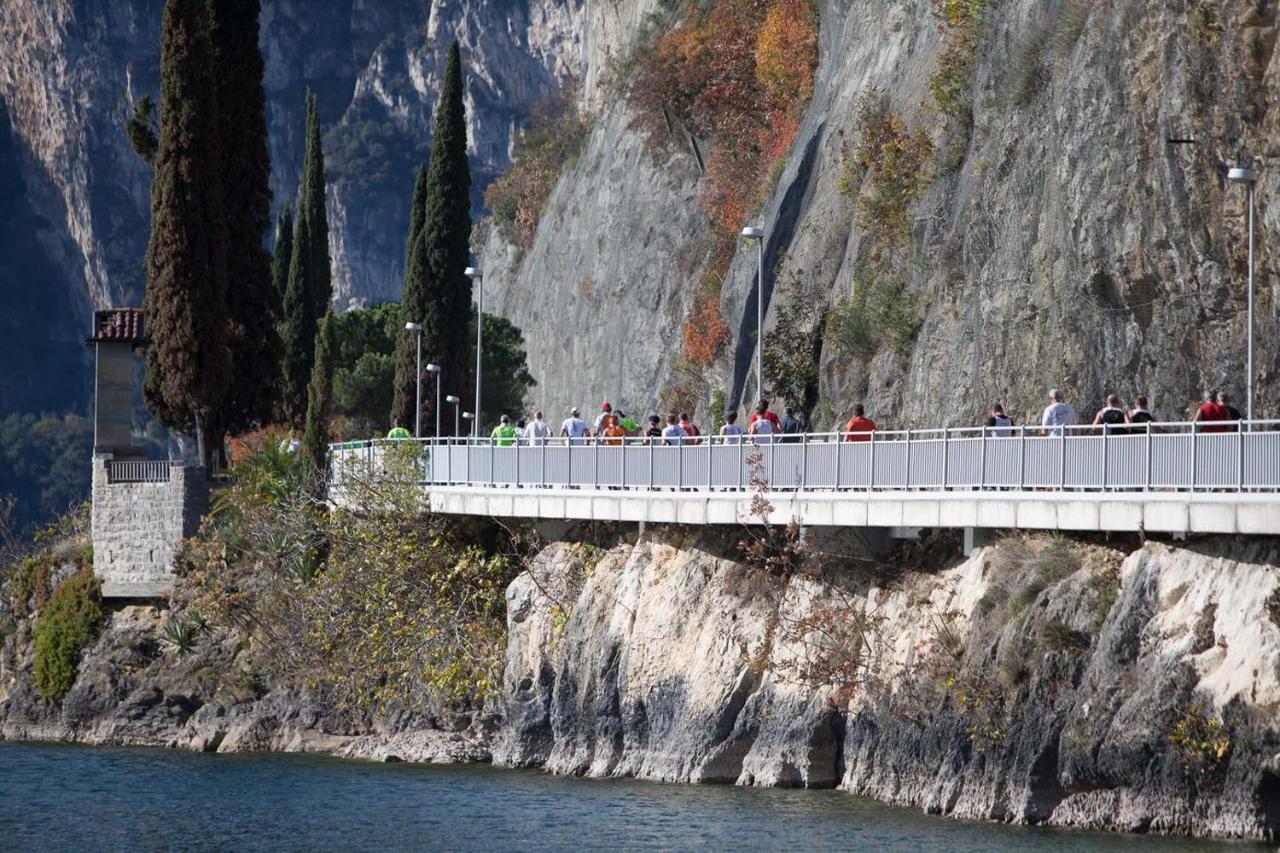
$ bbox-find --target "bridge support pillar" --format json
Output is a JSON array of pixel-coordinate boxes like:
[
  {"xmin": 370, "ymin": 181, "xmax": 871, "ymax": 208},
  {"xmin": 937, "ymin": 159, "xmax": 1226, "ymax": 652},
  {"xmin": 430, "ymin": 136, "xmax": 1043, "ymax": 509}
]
[
  {"xmin": 532, "ymin": 520, "xmax": 577, "ymax": 542},
  {"xmin": 964, "ymin": 527, "xmax": 994, "ymax": 556}
]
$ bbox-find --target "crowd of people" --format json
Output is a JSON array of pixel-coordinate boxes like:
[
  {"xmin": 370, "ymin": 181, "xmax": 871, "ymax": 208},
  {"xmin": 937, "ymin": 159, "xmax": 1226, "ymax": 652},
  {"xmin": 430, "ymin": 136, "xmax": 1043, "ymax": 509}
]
[{"xmin": 385, "ymin": 389, "xmax": 1250, "ymax": 445}]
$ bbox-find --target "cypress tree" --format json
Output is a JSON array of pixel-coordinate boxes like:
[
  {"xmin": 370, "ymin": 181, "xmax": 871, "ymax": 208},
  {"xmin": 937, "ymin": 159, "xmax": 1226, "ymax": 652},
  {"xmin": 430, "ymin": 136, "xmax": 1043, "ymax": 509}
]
[
  {"xmin": 270, "ymin": 205, "xmax": 293, "ymax": 315},
  {"xmin": 390, "ymin": 165, "xmax": 429, "ymax": 430},
  {"xmin": 419, "ymin": 42, "xmax": 472, "ymax": 437},
  {"xmin": 142, "ymin": 0, "xmax": 230, "ymax": 469},
  {"xmin": 207, "ymin": 0, "xmax": 279, "ymax": 434},
  {"xmin": 280, "ymin": 91, "xmax": 332, "ymax": 425},
  {"xmin": 300, "ymin": 313, "xmax": 335, "ymax": 492}
]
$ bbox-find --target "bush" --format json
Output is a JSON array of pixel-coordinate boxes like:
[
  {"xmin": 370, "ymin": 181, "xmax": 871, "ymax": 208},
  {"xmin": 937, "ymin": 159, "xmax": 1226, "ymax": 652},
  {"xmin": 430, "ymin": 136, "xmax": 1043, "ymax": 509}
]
[
  {"xmin": 485, "ymin": 90, "xmax": 590, "ymax": 249},
  {"xmin": 842, "ymin": 100, "xmax": 935, "ymax": 255},
  {"xmin": 825, "ymin": 270, "xmax": 920, "ymax": 363},
  {"xmin": 926, "ymin": 0, "xmax": 996, "ymax": 120},
  {"xmin": 33, "ymin": 568, "xmax": 103, "ymax": 701},
  {"xmin": 681, "ymin": 287, "xmax": 731, "ymax": 368}
]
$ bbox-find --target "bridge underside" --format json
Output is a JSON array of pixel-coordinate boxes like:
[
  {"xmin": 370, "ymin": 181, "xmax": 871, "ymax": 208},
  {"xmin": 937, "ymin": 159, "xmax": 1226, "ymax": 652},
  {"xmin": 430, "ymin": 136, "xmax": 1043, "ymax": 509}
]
[{"xmin": 425, "ymin": 486, "xmax": 1280, "ymax": 536}]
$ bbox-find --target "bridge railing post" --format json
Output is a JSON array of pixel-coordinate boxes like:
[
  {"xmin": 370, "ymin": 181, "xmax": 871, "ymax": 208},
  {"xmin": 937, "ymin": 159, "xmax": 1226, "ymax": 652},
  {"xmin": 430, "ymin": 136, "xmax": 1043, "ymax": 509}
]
[
  {"xmin": 1059, "ymin": 427, "xmax": 1066, "ymax": 490},
  {"xmin": 801, "ymin": 431, "xmax": 808, "ymax": 491},
  {"xmin": 1101, "ymin": 424, "xmax": 1108, "ymax": 491},
  {"xmin": 1144, "ymin": 422, "xmax": 1152, "ymax": 492},
  {"xmin": 905, "ymin": 429, "xmax": 913, "ymax": 489},
  {"xmin": 1190, "ymin": 422, "xmax": 1198, "ymax": 493},
  {"xmin": 515, "ymin": 436, "xmax": 521, "ymax": 488},
  {"xmin": 867, "ymin": 431, "xmax": 874, "ymax": 490},
  {"xmin": 678, "ymin": 436, "xmax": 684, "ymax": 490},
  {"xmin": 835, "ymin": 430, "xmax": 843, "ymax": 489},
  {"xmin": 979, "ymin": 426, "xmax": 987, "ymax": 490},
  {"xmin": 707, "ymin": 435, "xmax": 712, "ymax": 489},
  {"xmin": 941, "ymin": 427, "xmax": 949, "ymax": 490},
  {"xmin": 1238, "ymin": 424, "xmax": 1245, "ymax": 492},
  {"xmin": 738, "ymin": 438, "xmax": 744, "ymax": 491},
  {"xmin": 1018, "ymin": 426, "xmax": 1026, "ymax": 490},
  {"xmin": 649, "ymin": 436, "xmax": 655, "ymax": 489},
  {"xmin": 593, "ymin": 436, "xmax": 599, "ymax": 490}
]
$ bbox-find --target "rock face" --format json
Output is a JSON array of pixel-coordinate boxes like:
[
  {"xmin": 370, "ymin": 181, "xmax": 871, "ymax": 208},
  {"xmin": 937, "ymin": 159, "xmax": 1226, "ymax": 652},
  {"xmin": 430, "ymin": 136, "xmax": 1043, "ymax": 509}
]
[{"xmin": 497, "ymin": 530, "xmax": 1280, "ymax": 840}]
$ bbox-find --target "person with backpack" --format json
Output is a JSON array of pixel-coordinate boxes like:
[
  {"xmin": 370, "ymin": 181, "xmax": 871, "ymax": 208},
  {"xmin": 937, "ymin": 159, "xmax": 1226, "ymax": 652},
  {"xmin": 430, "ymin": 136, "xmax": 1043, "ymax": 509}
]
[
  {"xmin": 386, "ymin": 418, "xmax": 410, "ymax": 440},
  {"xmin": 602, "ymin": 414, "xmax": 627, "ymax": 446},
  {"xmin": 1217, "ymin": 392, "xmax": 1242, "ymax": 431},
  {"xmin": 986, "ymin": 404, "xmax": 1014, "ymax": 437},
  {"xmin": 491, "ymin": 414, "xmax": 518, "ymax": 447},
  {"xmin": 1193, "ymin": 390, "xmax": 1230, "ymax": 433},
  {"xmin": 1128, "ymin": 396, "xmax": 1155, "ymax": 433},
  {"xmin": 1092, "ymin": 393, "xmax": 1127, "ymax": 433},
  {"xmin": 719, "ymin": 410, "xmax": 745, "ymax": 445},
  {"xmin": 593, "ymin": 402, "xmax": 614, "ymax": 436},
  {"xmin": 779, "ymin": 406, "xmax": 803, "ymax": 443}
]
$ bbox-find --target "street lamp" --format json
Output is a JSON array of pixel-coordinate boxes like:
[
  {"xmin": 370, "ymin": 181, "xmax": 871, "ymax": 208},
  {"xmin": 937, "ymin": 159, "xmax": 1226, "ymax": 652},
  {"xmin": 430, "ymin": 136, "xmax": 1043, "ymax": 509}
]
[
  {"xmin": 404, "ymin": 321, "xmax": 423, "ymax": 437},
  {"xmin": 741, "ymin": 226, "xmax": 765, "ymax": 402},
  {"xmin": 462, "ymin": 411, "xmax": 475, "ymax": 441},
  {"xmin": 446, "ymin": 395, "xmax": 461, "ymax": 437},
  {"xmin": 465, "ymin": 266, "xmax": 483, "ymax": 436},
  {"xmin": 425, "ymin": 363, "xmax": 442, "ymax": 438},
  {"xmin": 1228, "ymin": 165, "xmax": 1258, "ymax": 423}
]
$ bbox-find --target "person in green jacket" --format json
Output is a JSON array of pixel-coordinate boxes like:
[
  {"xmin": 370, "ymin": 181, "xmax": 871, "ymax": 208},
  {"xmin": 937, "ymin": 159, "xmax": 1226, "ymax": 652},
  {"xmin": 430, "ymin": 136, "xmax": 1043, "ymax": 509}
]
[
  {"xmin": 491, "ymin": 414, "xmax": 518, "ymax": 446},
  {"xmin": 386, "ymin": 418, "xmax": 411, "ymax": 440},
  {"xmin": 617, "ymin": 410, "xmax": 640, "ymax": 436}
]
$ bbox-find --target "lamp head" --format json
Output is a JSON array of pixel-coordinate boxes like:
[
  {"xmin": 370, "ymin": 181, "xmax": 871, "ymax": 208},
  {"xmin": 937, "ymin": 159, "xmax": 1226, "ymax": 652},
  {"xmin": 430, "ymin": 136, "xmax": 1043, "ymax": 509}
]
[
  {"xmin": 464, "ymin": 266, "xmax": 482, "ymax": 280},
  {"xmin": 740, "ymin": 226, "xmax": 764, "ymax": 239},
  {"xmin": 425, "ymin": 363, "xmax": 442, "ymax": 373},
  {"xmin": 445, "ymin": 395, "xmax": 460, "ymax": 404},
  {"xmin": 462, "ymin": 411, "xmax": 475, "ymax": 420},
  {"xmin": 1228, "ymin": 167, "xmax": 1258, "ymax": 184},
  {"xmin": 404, "ymin": 321, "xmax": 423, "ymax": 332}
]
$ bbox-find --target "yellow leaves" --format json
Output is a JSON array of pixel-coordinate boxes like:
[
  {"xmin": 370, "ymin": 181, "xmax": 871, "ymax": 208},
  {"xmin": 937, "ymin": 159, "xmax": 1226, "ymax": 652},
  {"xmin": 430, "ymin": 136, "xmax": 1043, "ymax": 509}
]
[{"xmin": 755, "ymin": 0, "xmax": 818, "ymax": 103}]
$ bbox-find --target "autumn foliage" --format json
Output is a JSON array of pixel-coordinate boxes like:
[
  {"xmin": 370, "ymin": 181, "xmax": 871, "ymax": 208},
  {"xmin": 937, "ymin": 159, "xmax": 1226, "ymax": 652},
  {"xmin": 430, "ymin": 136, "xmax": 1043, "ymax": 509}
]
[{"xmin": 682, "ymin": 286, "xmax": 732, "ymax": 367}]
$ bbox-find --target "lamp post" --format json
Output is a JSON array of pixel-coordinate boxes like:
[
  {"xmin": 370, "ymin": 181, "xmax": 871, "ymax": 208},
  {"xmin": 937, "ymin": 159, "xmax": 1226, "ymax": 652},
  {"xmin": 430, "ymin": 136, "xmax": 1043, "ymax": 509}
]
[
  {"xmin": 425, "ymin": 363, "xmax": 442, "ymax": 438},
  {"xmin": 462, "ymin": 411, "xmax": 475, "ymax": 441},
  {"xmin": 465, "ymin": 266, "xmax": 483, "ymax": 436},
  {"xmin": 1228, "ymin": 166, "xmax": 1258, "ymax": 423},
  {"xmin": 404, "ymin": 321, "xmax": 423, "ymax": 437},
  {"xmin": 446, "ymin": 395, "xmax": 461, "ymax": 437},
  {"xmin": 741, "ymin": 226, "xmax": 765, "ymax": 402}
]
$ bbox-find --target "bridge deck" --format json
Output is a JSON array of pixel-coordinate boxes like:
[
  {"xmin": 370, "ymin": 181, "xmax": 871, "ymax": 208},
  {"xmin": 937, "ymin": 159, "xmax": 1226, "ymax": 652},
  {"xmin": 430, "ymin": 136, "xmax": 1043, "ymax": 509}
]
[{"xmin": 330, "ymin": 421, "xmax": 1280, "ymax": 535}]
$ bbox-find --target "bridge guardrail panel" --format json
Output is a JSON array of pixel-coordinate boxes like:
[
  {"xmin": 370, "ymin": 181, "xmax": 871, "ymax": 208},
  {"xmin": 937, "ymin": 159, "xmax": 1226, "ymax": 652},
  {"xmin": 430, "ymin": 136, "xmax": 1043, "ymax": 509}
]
[{"xmin": 1196, "ymin": 433, "xmax": 1237, "ymax": 489}]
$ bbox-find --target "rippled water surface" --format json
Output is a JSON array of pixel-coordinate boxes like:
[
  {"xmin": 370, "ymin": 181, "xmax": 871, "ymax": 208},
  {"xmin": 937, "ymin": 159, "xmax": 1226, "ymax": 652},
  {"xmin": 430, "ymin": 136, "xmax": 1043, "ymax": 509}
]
[{"xmin": 0, "ymin": 742, "xmax": 1260, "ymax": 851}]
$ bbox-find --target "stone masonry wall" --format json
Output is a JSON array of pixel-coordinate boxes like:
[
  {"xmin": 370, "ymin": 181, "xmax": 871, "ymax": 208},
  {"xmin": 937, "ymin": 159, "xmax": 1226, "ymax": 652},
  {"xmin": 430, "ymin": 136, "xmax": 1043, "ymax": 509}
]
[{"xmin": 90, "ymin": 456, "xmax": 209, "ymax": 597}]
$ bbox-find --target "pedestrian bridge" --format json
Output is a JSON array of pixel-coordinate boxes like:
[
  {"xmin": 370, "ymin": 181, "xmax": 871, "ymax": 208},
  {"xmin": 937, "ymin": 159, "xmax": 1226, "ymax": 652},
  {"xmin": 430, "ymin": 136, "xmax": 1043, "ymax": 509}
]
[{"xmin": 328, "ymin": 422, "xmax": 1280, "ymax": 537}]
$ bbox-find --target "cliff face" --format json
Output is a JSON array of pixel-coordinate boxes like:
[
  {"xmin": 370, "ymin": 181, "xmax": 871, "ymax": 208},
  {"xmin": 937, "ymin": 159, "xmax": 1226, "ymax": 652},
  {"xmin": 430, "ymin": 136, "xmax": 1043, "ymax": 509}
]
[
  {"xmin": 498, "ymin": 531, "xmax": 1280, "ymax": 840},
  {"xmin": 0, "ymin": 0, "xmax": 587, "ymax": 416}
]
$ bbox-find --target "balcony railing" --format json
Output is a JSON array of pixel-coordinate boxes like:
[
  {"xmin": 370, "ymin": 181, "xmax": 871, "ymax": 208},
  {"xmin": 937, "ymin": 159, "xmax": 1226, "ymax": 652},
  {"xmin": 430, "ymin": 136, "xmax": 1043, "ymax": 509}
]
[
  {"xmin": 106, "ymin": 459, "xmax": 172, "ymax": 484},
  {"xmin": 329, "ymin": 420, "xmax": 1280, "ymax": 494}
]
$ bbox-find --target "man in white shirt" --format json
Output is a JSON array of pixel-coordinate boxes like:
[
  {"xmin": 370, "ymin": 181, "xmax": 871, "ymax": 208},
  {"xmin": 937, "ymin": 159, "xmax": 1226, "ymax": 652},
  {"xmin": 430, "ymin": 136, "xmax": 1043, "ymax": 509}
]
[
  {"xmin": 1041, "ymin": 388, "xmax": 1077, "ymax": 436},
  {"xmin": 660, "ymin": 413, "xmax": 687, "ymax": 446},
  {"xmin": 560, "ymin": 407, "xmax": 588, "ymax": 445},
  {"xmin": 527, "ymin": 411, "xmax": 552, "ymax": 444},
  {"xmin": 719, "ymin": 410, "xmax": 745, "ymax": 444}
]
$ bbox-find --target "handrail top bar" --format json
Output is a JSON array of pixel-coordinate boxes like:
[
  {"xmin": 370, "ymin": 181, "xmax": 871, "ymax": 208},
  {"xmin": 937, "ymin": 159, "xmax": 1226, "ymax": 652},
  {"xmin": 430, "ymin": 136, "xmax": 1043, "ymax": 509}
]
[{"xmin": 328, "ymin": 418, "xmax": 1280, "ymax": 450}]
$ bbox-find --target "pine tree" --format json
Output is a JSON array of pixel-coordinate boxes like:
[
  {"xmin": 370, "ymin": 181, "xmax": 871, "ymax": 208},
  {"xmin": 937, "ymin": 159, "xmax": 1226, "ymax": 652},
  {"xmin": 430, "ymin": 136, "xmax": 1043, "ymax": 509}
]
[
  {"xmin": 419, "ymin": 42, "xmax": 472, "ymax": 437},
  {"xmin": 142, "ymin": 0, "xmax": 230, "ymax": 469},
  {"xmin": 208, "ymin": 0, "xmax": 279, "ymax": 433},
  {"xmin": 390, "ymin": 165, "xmax": 429, "ymax": 430},
  {"xmin": 300, "ymin": 313, "xmax": 335, "ymax": 492},
  {"xmin": 280, "ymin": 91, "xmax": 332, "ymax": 425},
  {"xmin": 270, "ymin": 205, "xmax": 293, "ymax": 316}
]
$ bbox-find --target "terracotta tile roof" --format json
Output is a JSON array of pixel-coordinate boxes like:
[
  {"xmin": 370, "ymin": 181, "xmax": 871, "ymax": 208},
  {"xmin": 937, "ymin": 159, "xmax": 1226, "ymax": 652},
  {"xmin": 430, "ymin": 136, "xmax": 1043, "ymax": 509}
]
[{"xmin": 90, "ymin": 308, "xmax": 146, "ymax": 343}]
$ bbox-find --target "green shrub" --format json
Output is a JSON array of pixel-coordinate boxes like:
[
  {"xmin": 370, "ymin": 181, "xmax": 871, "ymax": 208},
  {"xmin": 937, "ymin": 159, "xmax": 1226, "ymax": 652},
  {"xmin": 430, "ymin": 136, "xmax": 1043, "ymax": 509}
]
[
  {"xmin": 825, "ymin": 270, "xmax": 920, "ymax": 363},
  {"xmin": 33, "ymin": 569, "xmax": 103, "ymax": 701}
]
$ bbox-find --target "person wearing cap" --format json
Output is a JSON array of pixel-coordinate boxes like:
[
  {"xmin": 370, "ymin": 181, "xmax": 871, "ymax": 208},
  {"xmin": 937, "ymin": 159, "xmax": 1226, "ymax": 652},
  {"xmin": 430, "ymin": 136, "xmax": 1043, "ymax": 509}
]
[
  {"xmin": 561, "ymin": 407, "xmax": 588, "ymax": 445},
  {"xmin": 593, "ymin": 402, "xmax": 614, "ymax": 436}
]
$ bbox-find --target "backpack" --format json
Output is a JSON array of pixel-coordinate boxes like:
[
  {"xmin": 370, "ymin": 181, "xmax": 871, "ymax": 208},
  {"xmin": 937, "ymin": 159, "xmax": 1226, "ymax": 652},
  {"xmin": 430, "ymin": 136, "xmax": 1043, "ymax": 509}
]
[{"xmin": 1101, "ymin": 407, "xmax": 1125, "ymax": 426}]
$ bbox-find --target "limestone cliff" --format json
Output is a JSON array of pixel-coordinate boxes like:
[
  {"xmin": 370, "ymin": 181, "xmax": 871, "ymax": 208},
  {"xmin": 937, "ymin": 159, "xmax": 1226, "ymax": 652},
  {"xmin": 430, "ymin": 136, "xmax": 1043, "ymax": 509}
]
[{"xmin": 498, "ymin": 531, "xmax": 1280, "ymax": 840}]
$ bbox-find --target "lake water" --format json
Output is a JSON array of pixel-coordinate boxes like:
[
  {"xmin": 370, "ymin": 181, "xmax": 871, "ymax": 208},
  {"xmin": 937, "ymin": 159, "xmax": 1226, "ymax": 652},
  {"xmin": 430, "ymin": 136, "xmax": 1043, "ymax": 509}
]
[{"xmin": 0, "ymin": 742, "xmax": 1259, "ymax": 851}]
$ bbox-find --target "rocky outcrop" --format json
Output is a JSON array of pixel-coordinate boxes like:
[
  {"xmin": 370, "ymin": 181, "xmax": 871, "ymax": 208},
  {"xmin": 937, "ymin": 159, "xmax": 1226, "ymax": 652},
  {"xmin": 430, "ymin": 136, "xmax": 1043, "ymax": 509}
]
[{"xmin": 497, "ymin": 530, "xmax": 1280, "ymax": 840}]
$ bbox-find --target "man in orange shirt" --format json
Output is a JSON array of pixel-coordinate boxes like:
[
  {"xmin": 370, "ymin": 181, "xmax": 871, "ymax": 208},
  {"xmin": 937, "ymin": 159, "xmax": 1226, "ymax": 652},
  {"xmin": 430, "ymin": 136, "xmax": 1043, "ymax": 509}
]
[
  {"xmin": 602, "ymin": 414, "xmax": 627, "ymax": 446},
  {"xmin": 843, "ymin": 404, "xmax": 876, "ymax": 441}
]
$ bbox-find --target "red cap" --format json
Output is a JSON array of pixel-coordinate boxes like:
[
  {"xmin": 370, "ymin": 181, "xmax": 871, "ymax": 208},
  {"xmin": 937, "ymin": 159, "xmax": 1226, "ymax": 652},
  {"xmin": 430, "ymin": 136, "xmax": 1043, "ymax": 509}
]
[{"xmin": 601, "ymin": 402, "xmax": 611, "ymax": 410}]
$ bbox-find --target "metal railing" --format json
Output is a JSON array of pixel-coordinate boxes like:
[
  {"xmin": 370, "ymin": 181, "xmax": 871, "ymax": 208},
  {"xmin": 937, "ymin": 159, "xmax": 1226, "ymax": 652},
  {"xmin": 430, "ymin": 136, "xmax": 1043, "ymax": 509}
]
[
  {"xmin": 106, "ymin": 459, "xmax": 173, "ymax": 484},
  {"xmin": 328, "ymin": 420, "xmax": 1280, "ymax": 494}
]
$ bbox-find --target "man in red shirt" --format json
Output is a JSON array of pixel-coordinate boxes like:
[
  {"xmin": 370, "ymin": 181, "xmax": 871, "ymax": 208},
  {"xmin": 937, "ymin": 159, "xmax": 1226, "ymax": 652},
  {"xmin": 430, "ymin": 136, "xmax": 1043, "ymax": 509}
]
[
  {"xmin": 843, "ymin": 404, "xmax": 876, "ymax": 441},
  {"xmin": 746, "ymin": 398, "xmax": 782, "ymax": 432},
  {"xmin": 1192, "ymin": 390, "xmax": 1229, "ymax": 433}
]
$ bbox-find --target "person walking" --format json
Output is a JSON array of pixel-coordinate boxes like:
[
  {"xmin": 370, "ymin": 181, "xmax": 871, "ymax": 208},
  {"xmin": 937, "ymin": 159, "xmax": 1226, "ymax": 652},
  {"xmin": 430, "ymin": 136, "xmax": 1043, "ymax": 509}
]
[
  {"xmin": 779, "ymin": 406, "xmax": 803, "ymax": 443},
  {"xmin": 749, "ymin": 403, "xmax": 776, "ymax": 444},
  {"xmin": 387, "ymin": 418, "xmax": 410, "ymax": 440},
  {"xmin": 720, "ymin": 410, "xmax": 745, "ymax": 445},
  {"xmin": 1091, "ymin": 393, "xmax": 1127, "ymax": 433},
  {"xmin": 986, "ymin": 404, "xmax": 1014, "ymax": 437},
  {"xmin": 679, "ymin": 412, "xmax": 701, "ymax": 445},
  {"xmin": 645, "ymin": 415, "xmax": 663, "ymax": 443},
  {"xmin": 747, "ymin": 398, "xmax": 782, "ymax": 433},
  {"xmin": 593, "ymin": 402, "xmax": 614, "ymax": 436},
  {"xmin": 661, "ymin": 413, "xmax": 687, "ymax": 446},
  {"xmin": 617, "ymin": 411, "xmax": 640, "ymax": 436},
  {"xmin": 1193, "ymin": 390, "xmax": 1229, "ymax": 433},
  {"xmin": 1217, "ymin": 392, "xmax": 1242, "ymax": 429},
  {"xmin": 515, "ymin": 417, "xmax": 528, "ymax": 444},
  {"xmin": 528, "ymin": 411, "xmax": 552, "ymax": 444},
  {"xmin": 603, "ymin": 413, "xmax": 627, "ymax": 446},
  {"xmin": 843, "ymin": 404, "xmax": 875, "ymax": 442},
  {"xmin": 561, "ymin": 407, "xmax": 588, "ymax": 445},
  {"xmin": 1128, "ymin": 396, "xmax": 1155, "ymax": 428},
  {"xmin": 1041, "ymin": 389, "xmax": 1077, "ymax": 436},
  {"xmin": 491, "ymin": 414, "xmax": 518, "ymax": 446}
]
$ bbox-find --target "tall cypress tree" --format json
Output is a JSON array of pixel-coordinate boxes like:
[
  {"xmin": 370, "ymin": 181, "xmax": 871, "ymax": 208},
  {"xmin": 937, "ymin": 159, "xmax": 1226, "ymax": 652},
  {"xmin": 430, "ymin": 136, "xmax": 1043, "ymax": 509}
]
[
  {"xmin": 300, "ymin": 313, "xmax": 335, "ymax": 493},
  {"xmin": 207, "ymin": 0, "xmax": 278, "ymax": 433},
  {"xmin": 142, "ymin": 0, "xmax": 230, "ymax": 468},
  {"xmin": 390, "ymin": 165, "xmax": 429, "ymax": 429},
  {"xmin": 419, "ymin": 42, "xmax": 472, "ymax": 437},
  {"xmin": 280, "ymin": 91, "xmax": 332, "ymax": 425},
  {"xmin": 270, "ymin": 205, "xmax": 293, "ymax": 315}
]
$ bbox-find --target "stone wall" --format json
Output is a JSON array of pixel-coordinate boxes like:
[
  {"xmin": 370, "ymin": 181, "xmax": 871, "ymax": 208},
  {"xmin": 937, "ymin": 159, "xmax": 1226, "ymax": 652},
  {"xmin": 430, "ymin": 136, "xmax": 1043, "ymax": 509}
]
[{"xmin": 90, "ymin": 456, "xmax": 208, "ymax": 597}]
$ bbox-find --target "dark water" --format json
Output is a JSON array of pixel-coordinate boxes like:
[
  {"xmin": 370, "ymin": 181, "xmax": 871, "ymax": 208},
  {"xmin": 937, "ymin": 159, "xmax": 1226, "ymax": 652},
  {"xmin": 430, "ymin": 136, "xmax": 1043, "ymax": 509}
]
[{"xmin": 0, "ymin": 743, "xmax": 1259, "ymax": 851}]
